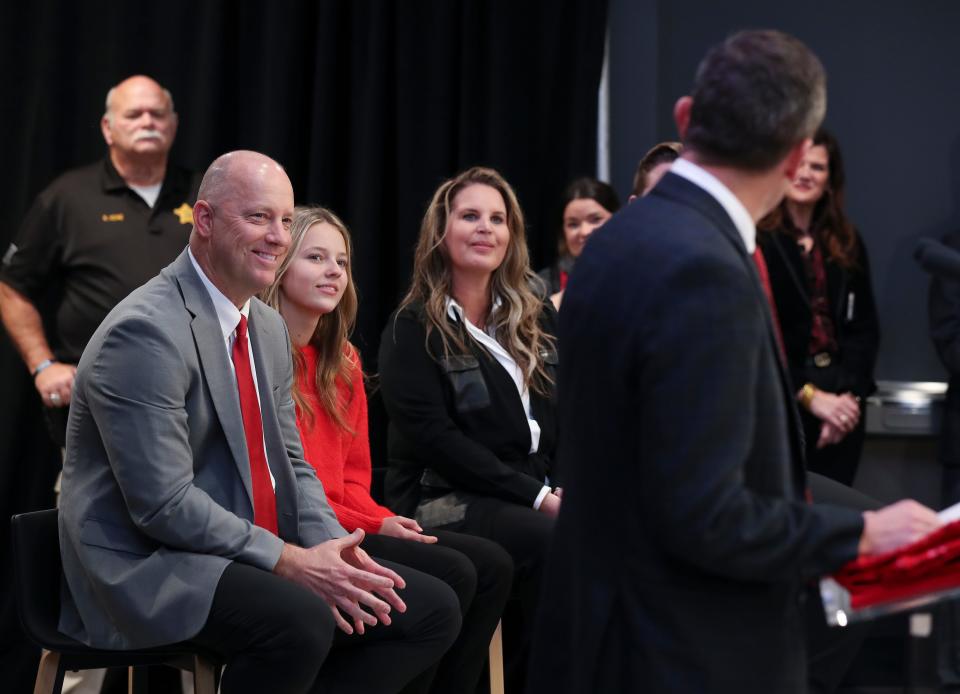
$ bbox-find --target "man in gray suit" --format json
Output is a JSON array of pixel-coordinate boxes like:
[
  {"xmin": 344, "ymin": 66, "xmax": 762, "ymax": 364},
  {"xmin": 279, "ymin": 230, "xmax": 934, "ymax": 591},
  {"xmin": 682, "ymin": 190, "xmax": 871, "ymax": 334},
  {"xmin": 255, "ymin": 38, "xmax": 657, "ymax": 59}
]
[{"xmin": 58, "ymin": 150, "xmax": 460, "ymax": 694}]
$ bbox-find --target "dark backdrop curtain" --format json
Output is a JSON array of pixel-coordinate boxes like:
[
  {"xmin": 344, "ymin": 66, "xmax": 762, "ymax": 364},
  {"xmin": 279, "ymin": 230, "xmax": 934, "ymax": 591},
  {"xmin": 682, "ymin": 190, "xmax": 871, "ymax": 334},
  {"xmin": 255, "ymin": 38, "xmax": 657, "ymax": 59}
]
[{"xmin": 0, "ymin": 1, "xmax": 607, "ymax": 690}]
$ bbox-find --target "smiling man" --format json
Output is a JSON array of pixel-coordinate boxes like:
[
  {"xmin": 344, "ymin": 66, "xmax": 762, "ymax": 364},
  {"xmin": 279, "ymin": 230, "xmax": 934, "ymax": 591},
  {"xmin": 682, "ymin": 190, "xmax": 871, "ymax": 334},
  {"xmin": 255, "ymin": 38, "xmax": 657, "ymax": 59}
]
[
  {"xmin": 0, "ymin": 75, "xmax": 200, "ymax": 448},
  {"xmin": 57, "ymin": 151, "xmax": 460, "ymax": 694}
]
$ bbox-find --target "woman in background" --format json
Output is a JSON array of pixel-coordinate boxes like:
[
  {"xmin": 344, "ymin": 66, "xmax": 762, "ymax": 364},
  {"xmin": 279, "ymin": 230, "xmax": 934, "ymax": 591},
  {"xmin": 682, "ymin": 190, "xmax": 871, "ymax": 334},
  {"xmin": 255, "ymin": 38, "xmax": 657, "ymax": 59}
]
[
  {"xmin": 263, "ymin": 205, "xmax": 512, "ymax": 694},
  {"xmin": 758, "ymin": 128, "xmax": 880, "ymax": 486},
  {"xmin": 379, "ymin": 167, "xmax": 559, "ymax": 691},
  {"xmin": 536, "ymin": 177, "xmax": 620, "ymax": 309},
  {"xmin": 630, "ymin": 141, "xmax": 682, "ymax": 199}
]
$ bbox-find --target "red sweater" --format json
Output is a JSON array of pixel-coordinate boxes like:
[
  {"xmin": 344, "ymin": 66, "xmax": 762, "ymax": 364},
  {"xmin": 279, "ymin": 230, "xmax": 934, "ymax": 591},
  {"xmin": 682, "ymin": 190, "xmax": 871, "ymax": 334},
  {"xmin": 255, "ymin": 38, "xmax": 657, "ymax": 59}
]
[{"xmin": 296, "ymin": 344, "xmax": 393, "ymax": 534}]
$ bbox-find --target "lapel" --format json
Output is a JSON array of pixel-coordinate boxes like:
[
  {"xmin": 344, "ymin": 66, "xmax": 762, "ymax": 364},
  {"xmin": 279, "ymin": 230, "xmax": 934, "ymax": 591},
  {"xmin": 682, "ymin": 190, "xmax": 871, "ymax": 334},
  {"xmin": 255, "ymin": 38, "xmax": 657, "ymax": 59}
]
[
  {"xmin": 169, "ymin": 251, "xmax": 255, "ymax": 511},
  {"xmin": 656, "ymin": 175, "xmax": 808, "ymax": 490},
  {"xmin": 766, "ymin": 231, "xmax": 812, "ymax": 309},
  {"xmin": 447, "ymin": 311, "xmax": 531, "ymax": 449}
]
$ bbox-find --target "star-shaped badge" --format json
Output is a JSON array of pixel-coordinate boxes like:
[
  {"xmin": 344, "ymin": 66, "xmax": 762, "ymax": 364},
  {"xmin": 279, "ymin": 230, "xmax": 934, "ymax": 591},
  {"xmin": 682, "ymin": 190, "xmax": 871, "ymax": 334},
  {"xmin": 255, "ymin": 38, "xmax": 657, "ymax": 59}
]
[{"xmin": 173, "ymin": 203, "xmax": 194, "ymax": 225}]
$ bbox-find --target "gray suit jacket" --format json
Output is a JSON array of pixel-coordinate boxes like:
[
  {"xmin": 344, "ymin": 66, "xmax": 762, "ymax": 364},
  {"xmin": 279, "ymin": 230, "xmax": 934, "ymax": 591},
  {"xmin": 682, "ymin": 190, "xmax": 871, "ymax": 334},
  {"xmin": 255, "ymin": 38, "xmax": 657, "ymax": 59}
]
[{"xmin": 58, "ymin": 249, "xmax": 346, "ymax": 649}]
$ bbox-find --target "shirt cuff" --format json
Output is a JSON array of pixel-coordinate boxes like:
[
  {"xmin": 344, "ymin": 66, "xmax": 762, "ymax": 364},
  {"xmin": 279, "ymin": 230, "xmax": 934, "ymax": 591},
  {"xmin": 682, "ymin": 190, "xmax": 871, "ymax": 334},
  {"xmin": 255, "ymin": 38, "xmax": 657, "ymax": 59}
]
[{"xmin": 532, "ymin": 485, "xmax": 551, "ymax": 510}]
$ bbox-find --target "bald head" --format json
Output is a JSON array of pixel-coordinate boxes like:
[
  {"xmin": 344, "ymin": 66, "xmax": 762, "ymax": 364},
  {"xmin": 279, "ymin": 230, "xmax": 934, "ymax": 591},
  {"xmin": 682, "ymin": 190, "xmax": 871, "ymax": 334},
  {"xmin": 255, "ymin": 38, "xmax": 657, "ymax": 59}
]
[
  {"xmin": 104, "ymin": 76, "xmax": 174, "ymax": 121},
  {"xmin": 101, "ymin": 75, "xmax": 177, "ymax": 163},
  {"xmin": 196, "ymin": 150, "xmax": 290, "ymax": 208},
  {"xmin": 190, "ymin": 151, "xmax": 295, "ymax": 307}
]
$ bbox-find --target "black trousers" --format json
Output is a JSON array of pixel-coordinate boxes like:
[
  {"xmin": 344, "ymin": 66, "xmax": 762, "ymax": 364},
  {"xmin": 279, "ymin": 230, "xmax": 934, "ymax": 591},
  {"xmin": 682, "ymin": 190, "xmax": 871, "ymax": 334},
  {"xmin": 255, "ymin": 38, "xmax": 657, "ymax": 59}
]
[
  {"xmin": 806, "ymin": 472, "xmax": 881, "ymax": 693},
  {"xmin": 441, "ymin": 497, "xmax": 554, "ymax": 694},
  {"xmin": 186, "ymin": 558, "xmax": 461, "ymax": 694},
  {"xmin": 362, "ymin": 530, "xmax": 513, "ymax": 694}
]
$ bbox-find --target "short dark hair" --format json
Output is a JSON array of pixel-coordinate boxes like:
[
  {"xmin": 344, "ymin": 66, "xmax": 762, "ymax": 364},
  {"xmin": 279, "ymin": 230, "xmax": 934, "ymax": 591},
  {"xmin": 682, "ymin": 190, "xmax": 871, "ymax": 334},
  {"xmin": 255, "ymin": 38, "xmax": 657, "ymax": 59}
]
[
  {"xmin": 684, "ymin": 29, "xmax": 826, "ymax": 170},
  {"xmin": 631, "ymin": 142, "xmax": 682, "ymax": 197}
]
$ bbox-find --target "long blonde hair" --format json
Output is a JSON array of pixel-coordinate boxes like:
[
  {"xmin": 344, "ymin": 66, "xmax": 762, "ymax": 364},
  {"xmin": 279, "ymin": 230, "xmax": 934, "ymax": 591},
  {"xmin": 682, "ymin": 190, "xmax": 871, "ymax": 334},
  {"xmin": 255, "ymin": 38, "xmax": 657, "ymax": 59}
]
[
  {"xmin": 261, "ymin": 205, "xmax": 359, "ymax": 430},
  {"xmin": 398, "ymin": 166, "xmax": 554, "ymax": 394}
]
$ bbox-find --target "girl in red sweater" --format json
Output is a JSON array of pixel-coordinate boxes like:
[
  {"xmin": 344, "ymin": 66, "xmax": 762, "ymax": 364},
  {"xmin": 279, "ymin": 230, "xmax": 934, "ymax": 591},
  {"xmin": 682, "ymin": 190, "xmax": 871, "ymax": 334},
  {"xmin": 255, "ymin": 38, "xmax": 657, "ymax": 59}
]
[{"xmin": 262, "ymin": 205, "xmax": 512, "ymax": 694}]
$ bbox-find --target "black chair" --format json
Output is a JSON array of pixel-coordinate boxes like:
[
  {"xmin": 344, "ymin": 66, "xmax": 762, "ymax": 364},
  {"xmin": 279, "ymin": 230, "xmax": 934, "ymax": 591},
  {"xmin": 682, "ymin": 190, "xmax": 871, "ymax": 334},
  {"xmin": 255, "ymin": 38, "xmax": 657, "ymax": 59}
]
[{"xmin": 11, "ymin": 509, "xmax": 218, "ymax": 694}]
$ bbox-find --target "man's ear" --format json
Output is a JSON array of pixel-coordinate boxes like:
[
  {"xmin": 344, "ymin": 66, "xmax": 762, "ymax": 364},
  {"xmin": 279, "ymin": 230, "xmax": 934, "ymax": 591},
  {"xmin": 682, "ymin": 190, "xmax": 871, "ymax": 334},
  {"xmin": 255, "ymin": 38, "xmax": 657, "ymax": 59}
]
[
  {"xmin": 783, "ymin": 138, "xmax": 811, "ymax": 182},
  {"xmin": 673, "ymin": 96, "xmax": 693, "ymax": 139},
  {"xmin": 192, "ymin": 200, "xmax": 214, "ymax": 238},
  {"xmin": 100, "ymin": 116, "xmax": 113, "ymax": 147}
]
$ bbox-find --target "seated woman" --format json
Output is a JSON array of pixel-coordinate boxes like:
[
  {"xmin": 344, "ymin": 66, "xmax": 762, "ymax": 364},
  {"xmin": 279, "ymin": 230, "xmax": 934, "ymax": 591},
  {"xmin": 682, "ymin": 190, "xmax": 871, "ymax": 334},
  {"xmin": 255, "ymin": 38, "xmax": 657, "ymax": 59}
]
[
  {"xmin": 758, "ymin": 128, "xmax": 880, "ymax": 486},
  {"xmin": 536, "ymin": 177, "xmax": 619, "ymax": 309},
  {"xmin": 262, "ymin": 205, "xmax": 512, "ymax": 694},
  {"xmin": 378, "ymin": 167, "xmax": 559, "ymax": 690}
]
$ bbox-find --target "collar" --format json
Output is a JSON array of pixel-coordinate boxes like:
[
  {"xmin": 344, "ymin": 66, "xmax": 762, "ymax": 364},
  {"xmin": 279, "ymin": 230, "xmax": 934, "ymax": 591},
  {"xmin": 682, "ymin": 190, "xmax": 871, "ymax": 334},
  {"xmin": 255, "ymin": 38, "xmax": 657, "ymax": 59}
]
[
  {"xmin": 445, "ymin": 295, "xmax": 502, "ymax": 334},
  {"xmin": 99, "ymin": 156, "xmax": 181, "ymax": 197},
  {"xmin": 188, "ymin": 248, "xmax": 251, "ymax": 339},
  {"xmin": 670, "ymin": 158, "xmax": 756, "ymax": 253},
  {"xmin": 99, "ymin": 157, "xmax": 129, "ymax": 193}
]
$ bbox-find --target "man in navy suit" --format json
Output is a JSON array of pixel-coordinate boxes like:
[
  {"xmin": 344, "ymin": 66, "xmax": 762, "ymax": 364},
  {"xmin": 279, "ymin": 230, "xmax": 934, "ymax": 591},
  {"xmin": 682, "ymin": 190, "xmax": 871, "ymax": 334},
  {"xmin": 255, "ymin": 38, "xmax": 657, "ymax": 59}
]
[{"xmin": 528, "ymin": 30, "xmax": 938, "ymax": 693}]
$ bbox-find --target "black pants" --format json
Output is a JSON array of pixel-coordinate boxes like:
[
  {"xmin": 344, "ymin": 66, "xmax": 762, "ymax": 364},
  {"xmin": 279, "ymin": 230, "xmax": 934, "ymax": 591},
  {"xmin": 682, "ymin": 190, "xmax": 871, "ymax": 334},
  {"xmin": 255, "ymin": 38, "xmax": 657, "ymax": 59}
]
[
  {"xmin": 362, "ymin": 530, "xmax": 513, "ymax": 694},
  {"xmin": 442, "ymin": 497, "xmax": 554, "ymax": 693},
  {"xmin": 805, "ymin": 471, "xmax": 880, "ymax": 693},
  {"xmin": 186, "ymin": 558, "xmax": 461, "ymax": 694}
]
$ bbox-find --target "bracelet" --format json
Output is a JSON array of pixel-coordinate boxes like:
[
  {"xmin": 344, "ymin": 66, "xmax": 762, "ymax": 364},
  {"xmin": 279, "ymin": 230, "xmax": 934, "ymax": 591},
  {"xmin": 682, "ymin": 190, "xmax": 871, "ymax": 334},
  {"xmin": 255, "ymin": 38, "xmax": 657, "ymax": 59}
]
[
  {"xmin": 32, "ymin": 359, "xmax": 57, "ymax": 378},
  {"xmin": 799, "ymin": 382, "xmax": 817, "ymax": 410}
]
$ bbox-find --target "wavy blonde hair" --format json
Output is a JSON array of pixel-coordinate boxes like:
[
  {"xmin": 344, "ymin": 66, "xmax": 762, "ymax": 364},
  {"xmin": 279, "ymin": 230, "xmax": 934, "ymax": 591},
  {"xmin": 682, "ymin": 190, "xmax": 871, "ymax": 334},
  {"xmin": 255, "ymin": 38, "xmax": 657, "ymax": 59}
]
[
  {"xmin": 261, "ymin": 205, "xmax": 359, "ymax": 431},
  {"xmin": 398, "ymin": 166, "xmax": 554, "ymax": 394}
]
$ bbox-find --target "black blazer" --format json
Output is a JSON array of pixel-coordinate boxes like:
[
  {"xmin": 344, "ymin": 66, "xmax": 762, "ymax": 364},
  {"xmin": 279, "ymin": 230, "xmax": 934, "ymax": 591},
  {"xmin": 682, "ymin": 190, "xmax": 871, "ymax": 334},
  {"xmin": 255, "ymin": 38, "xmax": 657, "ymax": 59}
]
[
  {"xmin": 527, "ymin": 173, "xmax": 864, "ymax": 694},
  {"xmin": 757, "ymin": 227, "xmax": 880, "ymax": 398},
  {"xmin": 378, "ymin": 302, "xmax": 558, "ymax": 521}
]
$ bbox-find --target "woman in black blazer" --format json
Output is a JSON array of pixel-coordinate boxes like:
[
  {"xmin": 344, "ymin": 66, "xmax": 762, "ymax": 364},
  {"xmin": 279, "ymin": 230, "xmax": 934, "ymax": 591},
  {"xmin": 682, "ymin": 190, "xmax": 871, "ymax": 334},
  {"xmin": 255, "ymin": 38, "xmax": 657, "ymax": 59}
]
[
  {"xmin": 379, "ymin": 166, "xmax": 558, "ymax": 691},
  {"xmin": 758, "ymin": 128, "xmax": 880, "ymax": 486}
]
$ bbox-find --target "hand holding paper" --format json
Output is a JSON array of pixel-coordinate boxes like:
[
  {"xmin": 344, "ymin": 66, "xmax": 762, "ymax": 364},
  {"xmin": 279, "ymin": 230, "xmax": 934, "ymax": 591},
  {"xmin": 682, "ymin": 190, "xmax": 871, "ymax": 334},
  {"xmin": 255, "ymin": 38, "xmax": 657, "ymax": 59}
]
[{"xmin": 858, "ymin": 499, "xmax": 941, "ymax": 557}]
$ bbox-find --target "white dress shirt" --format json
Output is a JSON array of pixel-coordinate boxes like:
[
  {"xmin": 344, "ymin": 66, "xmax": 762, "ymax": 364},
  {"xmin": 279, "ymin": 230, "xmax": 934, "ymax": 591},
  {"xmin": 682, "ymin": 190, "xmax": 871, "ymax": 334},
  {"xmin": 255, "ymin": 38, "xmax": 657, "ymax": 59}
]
[{"xmin": 670, "ymin": 157, "xmax": 756, "ymax": 252}]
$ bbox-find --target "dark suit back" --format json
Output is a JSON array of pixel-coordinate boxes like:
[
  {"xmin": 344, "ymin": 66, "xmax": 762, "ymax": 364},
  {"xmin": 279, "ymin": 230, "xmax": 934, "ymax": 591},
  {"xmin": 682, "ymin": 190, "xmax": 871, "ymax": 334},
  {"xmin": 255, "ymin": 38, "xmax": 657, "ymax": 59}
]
[{"xmin": 527, "ymin": 173, "xmax": 864, "ymax": 693}]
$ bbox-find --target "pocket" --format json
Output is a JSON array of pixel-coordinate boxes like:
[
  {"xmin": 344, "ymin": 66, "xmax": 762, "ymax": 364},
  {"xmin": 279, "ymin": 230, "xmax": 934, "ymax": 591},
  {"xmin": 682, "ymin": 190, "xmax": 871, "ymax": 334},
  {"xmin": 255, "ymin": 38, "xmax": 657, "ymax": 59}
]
[
  {"xmin": 540, "ymin": 346, "xmax": 559, "ymax": 380},
  {"xmin": 440, "ymin": 354, "xmax": 491, "ymax": 413},
  {"xmin": 415, "ymin": 492, "xmax": 468, "ymax": 528},
  {"xmin": 80, "ymin": 516, "xmax": 157, "ymax": 557}
]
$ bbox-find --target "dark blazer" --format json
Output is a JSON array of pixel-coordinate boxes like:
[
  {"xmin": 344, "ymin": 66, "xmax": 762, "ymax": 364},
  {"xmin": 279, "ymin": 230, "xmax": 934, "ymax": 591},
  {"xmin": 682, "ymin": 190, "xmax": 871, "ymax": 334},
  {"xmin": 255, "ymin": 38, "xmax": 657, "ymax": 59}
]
[
  {"xmin": 378, "ymin": 302, "xmax": 558, "ymax": 525},
  {"xmin": 527, "ymin": 173, "xmax": 864, "ymax": 693},
  {"xmin": 757, "ymin": 227, "xmax": 880, "ymax": 399}
]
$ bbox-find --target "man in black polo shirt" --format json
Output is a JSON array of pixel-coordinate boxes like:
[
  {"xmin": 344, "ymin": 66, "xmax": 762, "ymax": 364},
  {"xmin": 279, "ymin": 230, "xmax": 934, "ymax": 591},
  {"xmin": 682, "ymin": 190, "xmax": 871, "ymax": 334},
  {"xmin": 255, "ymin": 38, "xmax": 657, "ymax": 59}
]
[{"xmin": 0, "ymin": 75, "xmax": 200, "ymax": 447}]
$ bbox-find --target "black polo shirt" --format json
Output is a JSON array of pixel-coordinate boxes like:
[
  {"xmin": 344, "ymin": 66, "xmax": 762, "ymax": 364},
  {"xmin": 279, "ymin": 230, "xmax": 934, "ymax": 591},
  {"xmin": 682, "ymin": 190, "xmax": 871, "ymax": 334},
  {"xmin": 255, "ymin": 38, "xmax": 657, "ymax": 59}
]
[{"xmin": 0, "ymin": 158, "xmax": 201, "ymax": 363}]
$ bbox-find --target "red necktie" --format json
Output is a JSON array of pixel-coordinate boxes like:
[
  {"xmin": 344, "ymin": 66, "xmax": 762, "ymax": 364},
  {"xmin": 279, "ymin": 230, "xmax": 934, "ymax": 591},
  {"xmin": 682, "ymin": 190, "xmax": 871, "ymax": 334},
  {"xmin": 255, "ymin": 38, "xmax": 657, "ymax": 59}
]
[
  {"xmin": 231, "ymin": 315, "xmax": 279, "ymax": 534},
  {"xmin": 752, "ymin": 248, "xmax": 787, "ymax": 364}
]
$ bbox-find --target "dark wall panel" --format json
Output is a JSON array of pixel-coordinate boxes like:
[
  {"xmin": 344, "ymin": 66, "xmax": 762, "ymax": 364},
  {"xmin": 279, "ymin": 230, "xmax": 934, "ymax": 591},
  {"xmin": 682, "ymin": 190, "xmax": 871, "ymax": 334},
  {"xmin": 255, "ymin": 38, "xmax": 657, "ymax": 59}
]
[{"xmin": 608, "ymin": 0, "xmax": 960, "ymax": 382}]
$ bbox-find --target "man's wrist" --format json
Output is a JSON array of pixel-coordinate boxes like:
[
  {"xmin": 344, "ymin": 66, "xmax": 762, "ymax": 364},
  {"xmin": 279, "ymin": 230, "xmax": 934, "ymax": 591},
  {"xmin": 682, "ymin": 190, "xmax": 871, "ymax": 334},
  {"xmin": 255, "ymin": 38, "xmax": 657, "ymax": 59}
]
[{"xmin": 31, "ymin": 358, "xmax": 57, "ymax": 377}]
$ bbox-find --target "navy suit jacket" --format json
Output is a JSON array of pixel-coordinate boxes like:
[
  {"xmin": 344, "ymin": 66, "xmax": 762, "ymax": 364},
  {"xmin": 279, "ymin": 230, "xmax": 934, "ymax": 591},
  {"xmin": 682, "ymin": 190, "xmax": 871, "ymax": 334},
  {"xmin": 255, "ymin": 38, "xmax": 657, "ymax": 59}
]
[{"xmin": 527, "ymin": 173, "xmax": 864, "ymax": 693}]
